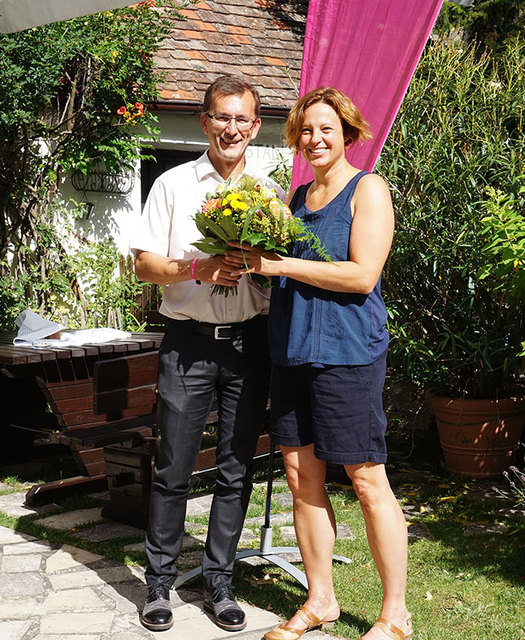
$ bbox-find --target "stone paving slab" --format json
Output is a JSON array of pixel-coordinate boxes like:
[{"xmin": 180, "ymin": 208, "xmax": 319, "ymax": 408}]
[
  {"xmin": 37, "ymin": 507, "xmax": 104, "ymax": 531},
  {"xmin": 72, "ymin": 521, "xmax": 144, "ymax": 542},
  {"xmin": 2, "ymin": 620, "xmax": 32, "ymax": 640},
  {"xmin": 244, "ymin": 512, "xmax": 294, "ymax": 527},
  {"xmin": 0, "ymin": 570, "xmax": 45, "ymax": 598},
  {"xmin": 45, "ymin": 544, "xmax": 103, "ymax": 572},
  {"xmin": 185, "ymin": 493, "xmax": 214, "ymax": 516},
  {"xmin": 41, "ymin": 611, "xmax": 117, "ymax": 634},
  {"xmin": 3, "ymin": 539, "xmax": 53, "ymax": 555},
  {"xmin": 0, "ymin": 490, "xmax": 56, "ymax": 518},
  {"xmin": 1, "ymin": 552, "xmax": 42, "ymax": 572},
  {"xmin": 0, "ymin": 526, "xmax": 37, "ymax": 545},
  {"xmin": 463, "ymin": 522, "xmax": 510, "ymax": 536},
  {"xmin": 42, "ymin": 587, "xmax": 107, "ymax": 612},
  {"xmin": 0, "ymin": 597, "xmax": 42, "ymax": 619},
  {"xmin": 407, "ymin": 522, "xmax": 434, "ymax": 540}
]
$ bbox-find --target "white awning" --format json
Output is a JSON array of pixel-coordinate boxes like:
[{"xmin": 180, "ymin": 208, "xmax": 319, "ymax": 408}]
[{"xmin": 0, "ymin": 0, "xmax": 139, "ymax": 33}]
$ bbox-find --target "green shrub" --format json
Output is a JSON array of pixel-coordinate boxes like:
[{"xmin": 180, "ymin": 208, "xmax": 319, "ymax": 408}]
[
  {"xmin": 0, "ymin": 1, "xmax": 193, "ymax": 330},
  {"xmin": 378, "ymin": 36, "xmax": 524, "ymax": 398}
]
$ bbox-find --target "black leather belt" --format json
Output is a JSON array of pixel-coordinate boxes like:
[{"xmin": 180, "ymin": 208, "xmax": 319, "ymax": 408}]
[{"xmin": 191, "ymin": 321, "xmax": 243, "ymax": 340}]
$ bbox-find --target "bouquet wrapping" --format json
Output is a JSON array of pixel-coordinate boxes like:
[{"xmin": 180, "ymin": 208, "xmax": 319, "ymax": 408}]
[{"xmin": 193, "ymin": 174, "xmax": 330, "ymax": 295}]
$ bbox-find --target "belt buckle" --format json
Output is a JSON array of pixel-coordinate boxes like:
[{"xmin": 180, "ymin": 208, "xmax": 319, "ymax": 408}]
[{"xmin": 214, "ymin": 325, "xmax": 232, "ymax": 340}]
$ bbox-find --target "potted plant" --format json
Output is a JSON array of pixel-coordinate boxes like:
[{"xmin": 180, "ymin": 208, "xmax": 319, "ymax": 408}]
[{"xmin": 377, "ymin": 36, "xmax": 524, "ymax": 477}]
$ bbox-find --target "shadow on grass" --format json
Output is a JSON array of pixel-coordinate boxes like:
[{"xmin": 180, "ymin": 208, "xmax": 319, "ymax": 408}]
[
  {"xmin": 0, "ymin": 442, "xmax": 81, "ymax": 486},
  {"xmin": 236, "ymin": 565, "xmax": 370, "ymax": 637},
  {"xmin": 407, "ymin": 506, "xmax": 524, "ymax": 586}
]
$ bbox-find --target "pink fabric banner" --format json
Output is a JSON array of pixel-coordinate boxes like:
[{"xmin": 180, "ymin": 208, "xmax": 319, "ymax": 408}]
[{"xmin": 292, "ymin": 0, "xmax": 443, "ymax": 188}]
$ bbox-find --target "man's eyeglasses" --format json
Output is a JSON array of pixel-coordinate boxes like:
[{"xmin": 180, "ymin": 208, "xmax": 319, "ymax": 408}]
[{"xmin": 206, "ymin": 113, "xmax": 256, "ymax": 132}]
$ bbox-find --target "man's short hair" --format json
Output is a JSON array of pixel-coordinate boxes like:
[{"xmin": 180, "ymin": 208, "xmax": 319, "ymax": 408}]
[{"xmin": 203, "ymin": 75, "xmax": 261, "ymax": 118}]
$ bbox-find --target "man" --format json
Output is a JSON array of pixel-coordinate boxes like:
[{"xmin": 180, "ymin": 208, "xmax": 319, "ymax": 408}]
[{"xmin": 132, "ymin": 75, "xmax": 275, "ymax": 633}]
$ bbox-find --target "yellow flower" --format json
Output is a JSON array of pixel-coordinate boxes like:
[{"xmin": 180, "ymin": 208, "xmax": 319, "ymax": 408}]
[
  {"xmin": 232, "ymin": 200, "xmax": 248, "ymax": 211},
  {"xmin": 223, "ymin": 208, "xmax": 233, "ymax": 216}
]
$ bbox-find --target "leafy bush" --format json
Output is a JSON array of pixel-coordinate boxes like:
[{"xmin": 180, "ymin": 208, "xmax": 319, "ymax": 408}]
[
  {"xmin": 0, "ymin": 1, "xmax": 193, "ymax": 330},
  {"xmin": 435, "ymin": 0, "xmax": 524, "ymax": 54},
  {"xmin": 378, "ymin": 36, "xmax": 524, "ymax": 398}
]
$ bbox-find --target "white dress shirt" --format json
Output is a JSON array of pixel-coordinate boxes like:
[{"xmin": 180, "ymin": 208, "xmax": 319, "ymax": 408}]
[{"xmin": 131, "ymin": 151, "xmax": 284, "ymax": 324}]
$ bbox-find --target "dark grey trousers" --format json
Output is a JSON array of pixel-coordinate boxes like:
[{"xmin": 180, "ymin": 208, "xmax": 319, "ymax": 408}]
[{"xmin": 145, "ymin": 316, "xmax": 270, "ymax": 590}]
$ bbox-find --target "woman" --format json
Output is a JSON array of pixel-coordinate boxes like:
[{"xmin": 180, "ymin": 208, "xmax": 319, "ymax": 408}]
[{"xmin": 225, "ymin": 87, "xmax": 412, "ymax": 640}]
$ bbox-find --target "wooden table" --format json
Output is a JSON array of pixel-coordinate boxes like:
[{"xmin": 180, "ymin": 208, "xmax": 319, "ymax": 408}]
[{"xmin": 0, "ymin": 332, "xmax": 163, "ymax": 501}]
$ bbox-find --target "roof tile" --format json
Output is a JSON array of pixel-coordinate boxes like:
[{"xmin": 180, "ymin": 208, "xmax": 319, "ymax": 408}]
[{"xmin": 155, "ymin": 0, "xmax": 307, "ymax": 109}]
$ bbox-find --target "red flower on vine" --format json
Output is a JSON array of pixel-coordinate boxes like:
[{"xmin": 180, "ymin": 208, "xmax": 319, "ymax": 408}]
[{"xmin": 117, "ymin": 106, "xmax": 127, "ymax": 115}]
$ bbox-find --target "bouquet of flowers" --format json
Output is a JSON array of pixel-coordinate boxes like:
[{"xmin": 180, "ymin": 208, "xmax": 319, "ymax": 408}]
[{"xmin": 193, "ymin": 174, "xmax": 330, "ymax": 295}]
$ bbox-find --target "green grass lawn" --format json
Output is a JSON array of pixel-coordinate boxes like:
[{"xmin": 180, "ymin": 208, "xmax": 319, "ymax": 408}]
[
  {"xmin": 234, "ymin": 468, "xmax": 524, "ymax": 640},
  {"xmin": 0, "ymin": 447, "xmax": 523, "ymax": 639}
]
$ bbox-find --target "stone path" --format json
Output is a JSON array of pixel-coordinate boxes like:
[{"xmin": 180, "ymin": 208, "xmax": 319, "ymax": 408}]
[{"xmin": 0, "ymin": 483, "xmax": 346, "ymax": 640}]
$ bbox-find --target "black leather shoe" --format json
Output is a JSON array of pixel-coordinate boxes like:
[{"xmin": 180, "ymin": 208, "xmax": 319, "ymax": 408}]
[
  {"xmin": 140, "ymin": 583, "xmax": 173, "ymax": 632},
  {"xmin": 203, "ymin": 584, "xmax": 247, "ymax": 632}
]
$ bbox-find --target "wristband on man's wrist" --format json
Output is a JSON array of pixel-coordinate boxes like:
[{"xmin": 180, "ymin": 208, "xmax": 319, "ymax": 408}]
[{"xmin": 190, "ymin": 257, "xmax": 201, "ymax": 285}]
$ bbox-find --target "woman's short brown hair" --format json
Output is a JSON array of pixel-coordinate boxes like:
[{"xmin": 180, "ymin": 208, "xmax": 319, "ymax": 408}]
[{"xmin": 284, "ymin": 87, "xmax": 372, "ymax": 153}]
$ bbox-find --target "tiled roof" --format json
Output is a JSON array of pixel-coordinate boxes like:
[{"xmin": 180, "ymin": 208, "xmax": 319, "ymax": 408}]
[{"xmin": 154, "ymin": 0, "xmax": 308, "ymax": 110}]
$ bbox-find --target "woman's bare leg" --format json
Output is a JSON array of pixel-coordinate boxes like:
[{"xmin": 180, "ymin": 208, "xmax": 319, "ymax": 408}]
[
  {"xmin": 345, "ymin": 462, "xmax": 412, "ymax": 639},
  {"xmin": 278, "ymin": 445, "xmax": 340, "ymax": 629}
]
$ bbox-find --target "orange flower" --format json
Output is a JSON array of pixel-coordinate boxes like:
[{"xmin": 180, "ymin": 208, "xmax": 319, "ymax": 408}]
[{"xmin": 201, "ymin": 198, "xmax": 221, "ymax": 216}]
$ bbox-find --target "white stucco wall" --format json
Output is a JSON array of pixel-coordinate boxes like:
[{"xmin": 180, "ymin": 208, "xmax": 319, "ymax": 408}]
[{"xmin": 62, "ymin": 111, "xmax": 293, "ymax": 257}]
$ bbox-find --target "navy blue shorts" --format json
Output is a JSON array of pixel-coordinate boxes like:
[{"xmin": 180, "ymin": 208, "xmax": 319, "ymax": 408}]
[{"xmin": 269, "ymin": 352, "xmax": 388, "ymax": 465}]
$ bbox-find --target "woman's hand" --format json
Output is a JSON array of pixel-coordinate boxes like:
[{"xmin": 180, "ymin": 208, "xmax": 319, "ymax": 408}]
[
  {"xmin": 224, "ymin": 242, "xmax": 285, "ymax": 278},
  {"xmin": 195, "ymin": 255, "xmax": 241, "ymax": 287}
]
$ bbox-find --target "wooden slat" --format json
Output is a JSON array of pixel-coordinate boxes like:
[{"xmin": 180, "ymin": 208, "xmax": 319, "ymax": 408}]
[
  {"xmin": 12, "ymin": 346, "xmax": 58, "ymax": 362},
  {"xmin": 25, "ymin": 475, "xmax": 107, "ymax": 507},
  {"xmin": 50, "ymin": 417, "xmax": 155, "ymax": 448},
  {"xmin": 50, "ymin": 394, "xmax": 94, "ymax": 414},
  {"xmin": 44, "ymin": 380, "xmax": 93, "ymax": 399},
  {"xmin": 94, "ymin": 385, "xmax": 157, "ymax": 416},
  {"xmin": 0, "ymin": 345, "xmax": 43, "ymax": 365},
  {"xmin": 80, "ymin": 460, "xmax": 106, "ymax": 477},
  {"xmin": 81, "ymin": 342, "xmax": 115, "ymax": 354},
  {"xmin": 58, "ymin": 403, "xmax": 156, "ymax": 428},
  {"xmin": 94, "ymin": 351, "xmax": 159, "ymax": 394}
]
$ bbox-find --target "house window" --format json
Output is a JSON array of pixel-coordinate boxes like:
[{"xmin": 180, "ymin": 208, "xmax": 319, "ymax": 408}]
[{"xmin": 141, "ymin": 149, "xmax": 201, "ymax": 205}]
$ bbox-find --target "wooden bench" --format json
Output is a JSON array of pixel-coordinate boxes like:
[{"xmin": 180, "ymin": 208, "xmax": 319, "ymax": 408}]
[{"xmin": 23, "ymin": 350, "xmax": 161, "ymax": 507}]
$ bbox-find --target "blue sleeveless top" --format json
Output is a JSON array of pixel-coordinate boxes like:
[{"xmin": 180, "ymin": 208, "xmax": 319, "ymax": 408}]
[{"xmin": 268, "ymin": 171, "xmax": 389, "ymax": 366}]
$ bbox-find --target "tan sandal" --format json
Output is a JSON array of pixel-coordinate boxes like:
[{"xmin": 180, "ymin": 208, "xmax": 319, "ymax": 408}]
[
  {"xmin": 360, "ymin": 615, "xmax": 413, "ymax": 640},
  {"xmin": 264, "ymin": 604, "xmax": 339, "ymax": 640}
]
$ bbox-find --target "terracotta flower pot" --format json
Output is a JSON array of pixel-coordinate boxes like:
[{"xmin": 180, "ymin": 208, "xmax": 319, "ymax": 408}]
[{"xmin": 425, "ymin": 391, "xmax": 525, "ymax": 478}]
